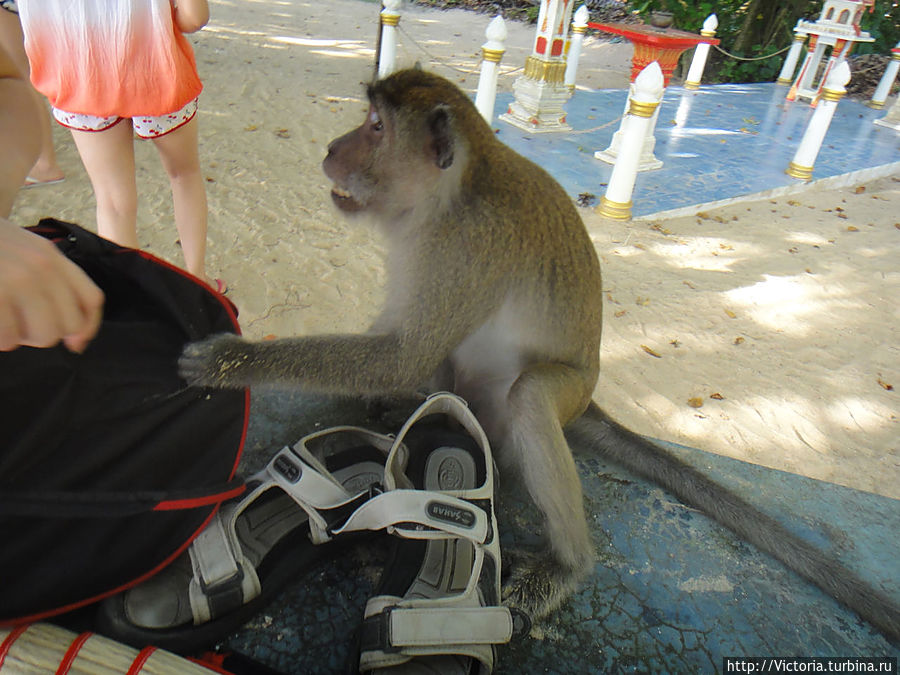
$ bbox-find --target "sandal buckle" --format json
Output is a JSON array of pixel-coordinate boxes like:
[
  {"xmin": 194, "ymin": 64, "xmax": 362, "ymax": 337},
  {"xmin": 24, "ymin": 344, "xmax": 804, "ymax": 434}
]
[
  {"xmin": 199, "ymin": 564, "xmax": 246, "ymax": 618},
  {"xmin": 360, "ymin": 605, "xmax": 401, "ymax": 653}
]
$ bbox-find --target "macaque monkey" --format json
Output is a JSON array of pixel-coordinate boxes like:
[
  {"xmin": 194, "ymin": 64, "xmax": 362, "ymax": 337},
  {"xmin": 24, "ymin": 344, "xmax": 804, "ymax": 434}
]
[{"xmin": 180, "ymin": 69, "xmax": 899, "ymax": 640}]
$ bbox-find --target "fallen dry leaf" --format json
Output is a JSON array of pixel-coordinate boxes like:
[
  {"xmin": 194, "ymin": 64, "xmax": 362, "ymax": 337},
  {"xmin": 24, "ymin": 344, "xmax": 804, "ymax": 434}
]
[
  {"xmin": 725, "ymin": 309, "xmax": 737, "ymax": 319},
  {"xmin": 733, "ymin": 336, "xmax": 745, "ymax": 345},
  {"xmin": 854, "ymin": 186, "xmax": 866, "ymax": 194},
  {"xmin": 636, "ymin": 297, "xmax": 651, "ymax": 306},
  {"xmin": 263, "ymin": 334, "xmax": 277, "ymax": 341},
  {"xmin": 614, "ymin": 309, "xmax": 627, "ymax": 318},
  {"xmin": 641, "ymin": 345, "xmax": 662, "ymax": 358},
  {"xmin": 710, "ymin": 392, "xmax": 725, "ymax": 400},
  {"xmin": 846, "ymin": 225, "xmax": 859, "ymax": 232},
  {"xmin": 687, "ymin": 397, "xmax": 704, "ymax": 408},
  {"xmin": 877, "ymin": 378, "xmax": 894, "ymax": 391}
]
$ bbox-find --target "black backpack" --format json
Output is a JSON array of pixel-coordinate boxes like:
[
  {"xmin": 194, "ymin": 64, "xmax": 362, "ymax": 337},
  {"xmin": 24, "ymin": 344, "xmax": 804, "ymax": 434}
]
[{"xmin": 0, "ymin": 220, "xmax": 248, "ymax": 625}]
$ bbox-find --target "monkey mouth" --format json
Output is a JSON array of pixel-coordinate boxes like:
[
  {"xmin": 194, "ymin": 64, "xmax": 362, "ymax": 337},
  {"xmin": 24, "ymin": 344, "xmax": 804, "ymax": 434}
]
[{"xmin": 330, "ymin": 185, "xmax": 364, "ymax": 212}]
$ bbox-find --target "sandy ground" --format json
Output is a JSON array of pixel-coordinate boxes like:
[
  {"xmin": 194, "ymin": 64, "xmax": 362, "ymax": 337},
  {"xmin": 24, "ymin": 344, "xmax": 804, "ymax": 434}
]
[{"xmin": 9, "ymin": 0, "xmax": 898, "ymax": 500}]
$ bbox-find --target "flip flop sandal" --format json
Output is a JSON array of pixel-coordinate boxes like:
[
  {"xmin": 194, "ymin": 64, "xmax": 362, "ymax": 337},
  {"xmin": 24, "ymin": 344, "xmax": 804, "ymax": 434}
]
[
  {"xmin": 333, "ymin": 393, "xmax": 518, "ymax": 674},
  {"xmin": 96, "ymin": 425, "xmax": 397, "ymax": 654}
]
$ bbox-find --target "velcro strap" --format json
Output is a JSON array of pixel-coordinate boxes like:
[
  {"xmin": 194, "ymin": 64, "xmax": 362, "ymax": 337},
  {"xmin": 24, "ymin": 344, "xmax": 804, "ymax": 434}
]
[
  {"xmin": 267, "ymin": 447, "xmax": 352, "ymax": 508},
  {"xmin": 331, "ymin": 489, "xmax": 489, "ymax": 543},
  {"xmin": 362, "ymin": 606, "xmax": 513, "ymax": 652},
  {"xmin": 188, "ymin": 509, "xmax": 257, "ymax": 621},
  {"xmin": 190, "ymin": 510, "xmax": 241, "ymax": 589}
]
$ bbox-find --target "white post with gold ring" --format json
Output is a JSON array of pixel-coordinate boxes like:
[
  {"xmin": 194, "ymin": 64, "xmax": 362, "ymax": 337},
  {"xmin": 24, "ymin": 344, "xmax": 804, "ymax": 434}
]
[
  {"xmin": 868, "ymin": 42, "xmax": 900, "ymax": 109},
  {"xmin": 598, "ymin": 62, "xmax": 665, "ymax": 220},
  {"xmin": 786, "ymin": 60, "xmax": 850, "ymax": 181},
  {"xmin": 476, "ymin": 16, "xmax": 508, "ymax": 123},
  {"xmin": 777, "ymin": 25, "xmax": 808, "ymax": 85},
  {"xmin": 684, "ymin": 14, "xmax": 717, "ymax": 90},
  {"xmin": 378, "ymin": 0, "xmax": 402, "ymax": 79},
  {"xmin": 564, "ymin": 5, "xmax": 590, "ymax": 92}
]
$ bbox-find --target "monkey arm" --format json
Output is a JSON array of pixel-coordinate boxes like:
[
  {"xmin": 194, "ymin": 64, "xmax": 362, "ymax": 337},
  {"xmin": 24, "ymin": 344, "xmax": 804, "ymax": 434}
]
[{"xmin": 178, "ymin": 331, "xmax": 447, "ymax": 394}]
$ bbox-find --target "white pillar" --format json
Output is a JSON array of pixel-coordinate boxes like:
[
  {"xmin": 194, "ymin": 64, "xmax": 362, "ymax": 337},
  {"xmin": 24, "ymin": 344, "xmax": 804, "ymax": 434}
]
[
  {"xmin": 475, "ymin": 16, "xmax": 507, "ymax": 123},
  {"xmin": 868, "ymin": 43, "xmax": 900, "ymax": 109},
  {"xmin": 597, "ymin": 62, "xmax": 665, "ymax": 220},
  {"xmin": 684, "ymin": 14, "xmax": 718, "ymax": 90},
  {"xmin": 777, "ymin": 25, "xmax": 808, "ymax": 85},
  {"xmin": 378, "ymin": 0, "xmax": 402, "ymax": 79},
  {"xmin": 874, "ymin": 95, "xmax": 900, "ymax": 131},
  {"xmin": 564, "ymin": 5, "xmax": 590, "ymax": 91},
  {"xmin": 786, "ymin": 60, "xmax": 851, "ymax": 181}
]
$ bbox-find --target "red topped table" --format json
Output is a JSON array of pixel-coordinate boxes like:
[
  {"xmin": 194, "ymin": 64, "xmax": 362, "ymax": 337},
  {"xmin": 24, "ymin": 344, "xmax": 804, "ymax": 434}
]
[{"xmin": 588, "ymin": 22, "xmax": 720, "ymax": 86}]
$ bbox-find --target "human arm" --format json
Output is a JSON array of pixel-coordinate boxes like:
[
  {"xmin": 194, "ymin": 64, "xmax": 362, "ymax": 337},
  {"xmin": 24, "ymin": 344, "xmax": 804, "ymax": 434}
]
[
  {"xmin": 0, "ymin": 218, "xmax": 105, "ymax": 353},
  {"xmin": 173, "ymin": 0, "xmax": 209, "ymax": 33},
  {"xmin": 0, "ymin": 42, "xmax": 40, "ymax": 218}
]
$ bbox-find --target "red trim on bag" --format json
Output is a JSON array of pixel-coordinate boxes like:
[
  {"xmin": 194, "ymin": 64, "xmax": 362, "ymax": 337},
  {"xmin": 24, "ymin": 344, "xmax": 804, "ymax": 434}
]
[
  {"xmin": 130, "ymin": 249, "xmax": 242, "ymax": 333},
  {"xmin": 127, "ymin": 646, "xmax": 158, "ymax": 675},
  {"xmin": 153, "ymin": 482, "xmax": 246, "ymax": 511},
  {"xmin": 128, "ymin": 248, "xmax": 250, "ymax": 484},
  {"xmin": 56, "ymin": 631, "xmax": 92, "ymax": 674},
  {"xmin": 2, "ymin": 505, "xmax": 220, "ymax": 627},
  {"xmin": 0, "ymin": 624, "xmax": 29, "ymax": 668}
]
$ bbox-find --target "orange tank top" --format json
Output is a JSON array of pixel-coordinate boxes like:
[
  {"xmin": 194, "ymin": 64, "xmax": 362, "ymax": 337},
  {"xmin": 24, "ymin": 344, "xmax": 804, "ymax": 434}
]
[{"xmin": 19, "ymin": 0, "xmax": 203, "ymax": 117}]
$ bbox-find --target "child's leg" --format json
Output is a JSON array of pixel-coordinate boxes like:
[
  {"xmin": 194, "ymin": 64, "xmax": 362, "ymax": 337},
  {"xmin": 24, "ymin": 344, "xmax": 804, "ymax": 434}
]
[
  {"xmin": 151, "ymin": 116, "xmax": 208, "ymax": 280},
  {"xmin": 70, "ymin": 123, "xmax": 138, "ymax": 247}
]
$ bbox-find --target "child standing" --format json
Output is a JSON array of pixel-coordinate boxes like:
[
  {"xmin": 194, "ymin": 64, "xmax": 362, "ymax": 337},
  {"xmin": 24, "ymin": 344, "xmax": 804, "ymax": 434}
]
[{"xmin": 17, "ymin": 0, "xmax": 222, "ymax": 290}]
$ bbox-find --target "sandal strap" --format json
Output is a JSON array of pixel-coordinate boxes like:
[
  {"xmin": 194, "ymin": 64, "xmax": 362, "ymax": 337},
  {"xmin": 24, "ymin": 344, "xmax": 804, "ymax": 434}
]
[
  {"xmin": 331, "ymin": 488, "xmax": 491, "ymax": 543},
  {"xmin": 361, "ymin": 605, "xmax": 514, "ymax": 651},
  {"xmin": 187, "ymin": 500, "xmax": 260, "ymax": 624},
  {"xmin": 186, "ymin": 426, "xmax": 396, "ymax": 622}
]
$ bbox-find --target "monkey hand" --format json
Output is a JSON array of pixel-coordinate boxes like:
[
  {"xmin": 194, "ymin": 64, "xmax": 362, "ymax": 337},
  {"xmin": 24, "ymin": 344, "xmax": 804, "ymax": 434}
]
[{"xmin": 179, "ymin": 333, "xmax": 255, "ymax": 389}]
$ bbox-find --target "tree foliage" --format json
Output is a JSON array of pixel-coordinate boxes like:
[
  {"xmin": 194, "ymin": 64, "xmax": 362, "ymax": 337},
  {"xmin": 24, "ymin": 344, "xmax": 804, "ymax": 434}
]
[{"xmin": 631, "ymin": 0, "xmax": 899, "ymax": 83}]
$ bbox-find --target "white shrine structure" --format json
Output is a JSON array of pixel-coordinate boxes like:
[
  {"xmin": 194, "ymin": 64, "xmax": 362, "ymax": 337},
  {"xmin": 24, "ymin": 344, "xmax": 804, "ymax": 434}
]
[
  {"xmin": 500, "ymin": 0, "xmax": 577, "ymax": 132},
  {"xmin": 785, "ymin": 0, "xmax": 875, "ymax": 105}
]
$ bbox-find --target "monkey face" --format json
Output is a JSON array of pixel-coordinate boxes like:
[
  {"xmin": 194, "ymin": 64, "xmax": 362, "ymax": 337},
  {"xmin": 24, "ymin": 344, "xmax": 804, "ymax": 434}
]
[{"xmin": 322, "ymin": 105, "xmax": 387, "ymax": 214}]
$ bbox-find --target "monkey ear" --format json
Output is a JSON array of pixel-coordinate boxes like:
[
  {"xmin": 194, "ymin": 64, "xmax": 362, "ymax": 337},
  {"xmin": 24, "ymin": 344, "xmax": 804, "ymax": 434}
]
[{"xmin": 427, "ymin": 104, "xmax": 454, "ymax": 170}]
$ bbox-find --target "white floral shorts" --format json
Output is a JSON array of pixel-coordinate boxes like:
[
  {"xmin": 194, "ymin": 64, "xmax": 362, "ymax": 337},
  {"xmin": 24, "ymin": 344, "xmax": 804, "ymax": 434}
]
[{"xmin": 51, "ymin": 97, "xmax": 199, "ymax": 139}]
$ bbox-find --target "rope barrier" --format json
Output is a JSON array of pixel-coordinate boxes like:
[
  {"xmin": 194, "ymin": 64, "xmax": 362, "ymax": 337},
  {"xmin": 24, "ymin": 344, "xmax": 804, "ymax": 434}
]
[
  {"xmin": 397, "ymin": 23, "xmax": 523, "ymax": 77},
  {"xmin": 713, "ymin": 43, "xmax": 791, "ymax": 61}
]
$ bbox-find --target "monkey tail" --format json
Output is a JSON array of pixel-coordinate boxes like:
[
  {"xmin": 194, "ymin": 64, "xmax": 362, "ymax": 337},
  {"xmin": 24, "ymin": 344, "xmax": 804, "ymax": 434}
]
[{"xmin": 566, "ymin": 402, "xmax": 900, "ymax": 643}]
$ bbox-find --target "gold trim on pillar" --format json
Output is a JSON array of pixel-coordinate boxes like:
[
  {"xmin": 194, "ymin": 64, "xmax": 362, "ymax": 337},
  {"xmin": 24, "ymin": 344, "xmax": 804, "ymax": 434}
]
[
  {"xmin": 866, "ymin": 100, "xmax": 885, "ymax": 109},
  {"xmin": 482, "ymin": 48, "xmax": 505, "ymax": 63},
  {"xmin": 628, "ymin": 99, "xmax": 660, "ymax": 118},
  {"xmin": 524, "ymin": 56, "xmax": 567, "ymax": 84},
  {"xmin": 820, "ymin": 87, "xmax": 844, "ymax": 103},
  {"xmin": 597, "ymin": 196, "xmax": 633, "ymax": 220},
  {"xmin": 785, "ymin": 161, "xmax": 813, "ymax": 180},
  {"xmin": 776, "ymin": 77, "xmax": 793, "ymax": 85},
  {"xmin": 684, "ymin": 81, "xmax": 700, "ymax": 90},
  {"xmin": 380, "ymin": 14, "xmax": 400, "ymax": 27}
]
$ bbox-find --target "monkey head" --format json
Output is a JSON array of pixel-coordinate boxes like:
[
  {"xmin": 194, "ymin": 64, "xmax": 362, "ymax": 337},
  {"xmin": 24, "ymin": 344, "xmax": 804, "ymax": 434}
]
[{"xmin": 322, "ymin": 69, "xmax": 493, "ymax": 223}]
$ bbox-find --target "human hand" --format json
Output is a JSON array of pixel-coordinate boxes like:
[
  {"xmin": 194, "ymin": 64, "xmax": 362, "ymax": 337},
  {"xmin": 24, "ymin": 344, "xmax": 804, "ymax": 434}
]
[{"xmin": 0, "ymin": 219, "xmax": 104, "ymax": 353}]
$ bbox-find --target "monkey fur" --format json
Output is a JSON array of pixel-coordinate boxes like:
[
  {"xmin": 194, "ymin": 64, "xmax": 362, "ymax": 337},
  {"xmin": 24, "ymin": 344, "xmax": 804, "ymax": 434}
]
[{"xmin": 180, "ymin": 69, "xmax": 899, "ymax": 641}]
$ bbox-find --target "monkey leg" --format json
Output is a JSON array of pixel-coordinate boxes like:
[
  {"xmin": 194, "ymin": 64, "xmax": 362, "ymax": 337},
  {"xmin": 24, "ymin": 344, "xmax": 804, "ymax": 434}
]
[{"xmin": 497, "ymin": 362, "xmax": 595, "ymax": 620}]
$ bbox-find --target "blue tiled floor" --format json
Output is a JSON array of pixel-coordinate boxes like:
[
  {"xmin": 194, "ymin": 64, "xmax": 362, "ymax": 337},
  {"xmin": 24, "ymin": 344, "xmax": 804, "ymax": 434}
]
[
  {"xmin": 222, "ymin": 391, "xmax": 900, "ymax": 673},
  {"xmin": 493, "ymin": 83, "xmax": 900, "ymax": 218}
]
